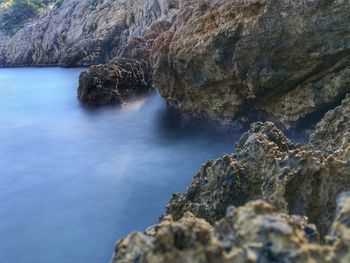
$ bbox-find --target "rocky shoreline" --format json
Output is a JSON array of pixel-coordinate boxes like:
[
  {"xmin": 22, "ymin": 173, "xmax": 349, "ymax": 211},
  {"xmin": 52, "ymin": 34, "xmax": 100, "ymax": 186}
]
[
  {"xmin": 110, "ymin": 96, "xmax": 350, "ymax": 263},
  {"xmin": 0, "ymin": 1, "xmax": 349, "ymax": 262}
]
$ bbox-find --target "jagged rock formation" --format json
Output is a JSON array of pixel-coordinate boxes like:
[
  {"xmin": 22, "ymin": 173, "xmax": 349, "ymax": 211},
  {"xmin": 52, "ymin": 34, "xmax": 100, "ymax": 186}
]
[
  {"xmin": 111, "ymin": 197, "xmax": 350, "ymax": 263},
  {"xmin": 167, "ymin": 122, "xmax": 350, "ymax": 236},
  {"xmin": 78, "ymin": 59, "xmax": 152, "ymax": 106},
  {"xmin": 151, "ymin": 0, "xmax": 350, "ymax": 129},
  {"xmin": 0, "ymin": 0, "xmax": 178, "ymax": 66},
  {"xmin": 310, "ymin": 94, "xmax": 350, "ymax": 155},
  {"xmin": 110, "ymin": 118, "xmax": 350, "ymax": 263}
]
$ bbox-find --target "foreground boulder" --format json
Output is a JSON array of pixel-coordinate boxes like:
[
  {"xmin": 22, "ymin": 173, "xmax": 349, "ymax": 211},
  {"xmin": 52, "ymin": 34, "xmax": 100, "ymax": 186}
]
[
  {"xmin": 77, "ymin": 59, "xmax": 152, "ymax": 106},
  {"xmin": 151, "ymin": 0, "xmax": 350, "ymax": 129},
  {"xmin": 111, "ymin": 197, "xmax": 350, "ymax": 263}
]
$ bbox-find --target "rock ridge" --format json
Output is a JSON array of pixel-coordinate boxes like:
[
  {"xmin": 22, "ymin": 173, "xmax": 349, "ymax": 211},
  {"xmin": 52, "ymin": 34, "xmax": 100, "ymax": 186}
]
[
  {"xmin": 1, "ymin": 0, "xmax": 350, "ymax": 130},
  {"xmin": 110, "ymin": 99, "xmax": 350, "ymax": 262}
]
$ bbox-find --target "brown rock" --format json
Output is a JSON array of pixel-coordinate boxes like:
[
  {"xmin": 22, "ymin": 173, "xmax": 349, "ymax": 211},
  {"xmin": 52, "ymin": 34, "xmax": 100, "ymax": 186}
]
[
  {"xmin": 166, "ymin": 122, "xmax": 350, "ymax": 236},
  {"xmin": 77, "ymin": 59, "xmax": 151, "ymax": 106},
  {"xmin": 310, "ymin": 94, "xmax": 350, "ymax": 155},
  {"xmin": 151, "ymin": 0, "xmax": 350, "ymax": 129}
]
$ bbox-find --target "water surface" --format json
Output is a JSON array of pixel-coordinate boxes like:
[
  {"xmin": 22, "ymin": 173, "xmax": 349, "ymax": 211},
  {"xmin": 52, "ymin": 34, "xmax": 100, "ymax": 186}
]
[{"xmin": 0, "ymin": 68, "xmax": 235, "ymax": 263}]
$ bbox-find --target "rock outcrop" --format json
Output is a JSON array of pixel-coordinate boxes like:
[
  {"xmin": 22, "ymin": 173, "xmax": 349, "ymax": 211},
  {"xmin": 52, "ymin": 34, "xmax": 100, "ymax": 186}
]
[
  {"xmin": 151, "ymin": 0, "xmax": 350, "ymax": 129},
  {"xmin": 111, "ymin": 197, "xmax": 350, "ymax": 263},
  {"xmin": 0, "ymin": 0, "xmax": 178, "ymax": 67},
  {"xmin": 167, "ymin": 122, "xmax": 350, "ymax": 236},
  {"xmin": 310, "ymin": 94, "xmax": 350, "ymax": 155},
  {"xmin": 78, "ymin": 59, "xmax": 152, "ymax": 106},
  {"xmin": 110, "ymin": 117, "xmax": 350, "ymax": 263},
  {"xmin": 1, "ymin": 0, "xmax": 350, "ymax": 129}
]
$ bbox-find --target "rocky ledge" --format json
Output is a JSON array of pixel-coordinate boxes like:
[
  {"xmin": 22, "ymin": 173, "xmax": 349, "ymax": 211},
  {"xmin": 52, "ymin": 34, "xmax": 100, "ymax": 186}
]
[
  {"xmin": 77, "ymin": 59, "xmax": 152, "ymax": 106},
  {"xmin": 110, "ymin": 93, "xmax": 350, "ymax": 262}
]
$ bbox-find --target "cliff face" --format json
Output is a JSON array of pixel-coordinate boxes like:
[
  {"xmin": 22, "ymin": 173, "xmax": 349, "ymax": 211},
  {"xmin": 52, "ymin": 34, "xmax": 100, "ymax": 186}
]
[
  {"xmin": 0, "ymin": 0, "xmax": 177, "ymax": 67},
  {"xmin": 151, "ymin": 0, "xmax": 350, "ymax": 129},
  {"xmin": 310, "ymin": 94, "xmax": 350, "ymax": 155}
]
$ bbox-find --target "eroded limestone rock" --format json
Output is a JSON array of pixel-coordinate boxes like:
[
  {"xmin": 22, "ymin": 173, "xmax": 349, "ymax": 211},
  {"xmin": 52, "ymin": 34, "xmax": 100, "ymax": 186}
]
[
  {"xmin": 77, "ymin": 59, "xmax": 151, "ymax": 106},
  {"xmin": 0, "ymin": 0, "xmax": 179, "ymax": 67},
  {"xmin": 167, "ymin": 122, "xmax": 350, "ymax": 236},
  {"xmin": 328, "ymin": 192, "xmax": 350, "ymax": 263}
]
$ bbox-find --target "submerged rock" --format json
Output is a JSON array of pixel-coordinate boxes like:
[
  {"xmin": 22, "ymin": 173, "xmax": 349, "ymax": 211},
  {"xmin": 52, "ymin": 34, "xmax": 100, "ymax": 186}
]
[
  {"xmin": 310, "ymin": 94, "xmax": 350, "ymax": 155},
  {"xmin": 151, "ymin": 0, "xmax": 350, "ymax": 129},
  {"xmin": 111, "ymin": 197, "xmax": 350, "ymax": 263},
  {"xmin": 167, "ymin": 122, "xmax": 350, "ymax": 236},
  {"xmin": 77, "ymin": 59, "xmax": 151, "ymax": 106}
]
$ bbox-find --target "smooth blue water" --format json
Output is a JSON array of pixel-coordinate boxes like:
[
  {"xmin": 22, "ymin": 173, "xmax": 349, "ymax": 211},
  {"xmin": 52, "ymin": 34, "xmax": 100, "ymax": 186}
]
[{"xmin": 0, "ymin": 68, "xmax": 235, "ymax": 263}]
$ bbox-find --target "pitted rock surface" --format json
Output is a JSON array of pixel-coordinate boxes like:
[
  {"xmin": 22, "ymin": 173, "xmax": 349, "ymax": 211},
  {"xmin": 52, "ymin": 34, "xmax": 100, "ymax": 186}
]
[
  {"xmin": 78, "ymin": 59, "xmax": 151, "ymax": 106},
  {"xmin": 151, "ymin": 0, "xmax": 350, "ymax": 128},
  {"xmin": 111, "ymin": 198, "xmax": 350, "ymax": 263},
  {"xmin": 167, "ymin": 122, "xmax": 350, "ymax": 236}
]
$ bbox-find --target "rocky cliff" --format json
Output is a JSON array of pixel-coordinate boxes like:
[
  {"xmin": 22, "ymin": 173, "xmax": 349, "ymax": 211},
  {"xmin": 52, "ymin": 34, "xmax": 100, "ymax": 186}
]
[
  {"xmin": 1, "ymin": 0, "xmax": 350, "ymax": 129},
  {"xmin": 110, "ymin": 85, "xmax": 349, "ymax": 262},
  {"xmin": 110, "ymin": 103, "xmax": 350, "ymax": 263},
  {"xmin": 111, "ymin": 197, "xmax": 350, "ymax": 263},
  {"xmin": 310, "ymin": 94, "xmax": 350, "ymax": 155},
  {"xmin": 0, "ymin": 0, "xmax": 177, "ymax": 66},
  {"xmin": 2, "ymin": 1, "xmax": 349, "ymax": 262},
  {"xmin": 151, "ymin": 0, "xmax": 350, "ymax": 129}
]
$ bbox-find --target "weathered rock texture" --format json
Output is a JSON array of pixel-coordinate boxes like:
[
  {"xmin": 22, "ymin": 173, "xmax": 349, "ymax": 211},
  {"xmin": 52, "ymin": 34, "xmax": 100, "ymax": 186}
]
[
  {"xmin": 310, "ymin": 94, "xmax": 350, "ymax": 155},
  {"xmin": 1, "ymin": 0, "xmax": 350, "ymax": 129},
  {"xmin": 111, "ymin": 119, "xmax": 350, "ymax": 263},
  {"xmin": 151, "ymin": 0, "xmax": 350, "ymax": 128},
  {"xmin": 111, "ymin": 197, "xmax": 350, "ymax": 263},
  {"xmin": 167, "ymin": 122, "xmax": 350, "ymax": 236},
  {"xmin": 78, "ymin": 59, "xmax": 152, "ymax": 106},
  {"xmin": 0, "ymin": 0, "xmax": 178, "ymax": 66}
]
